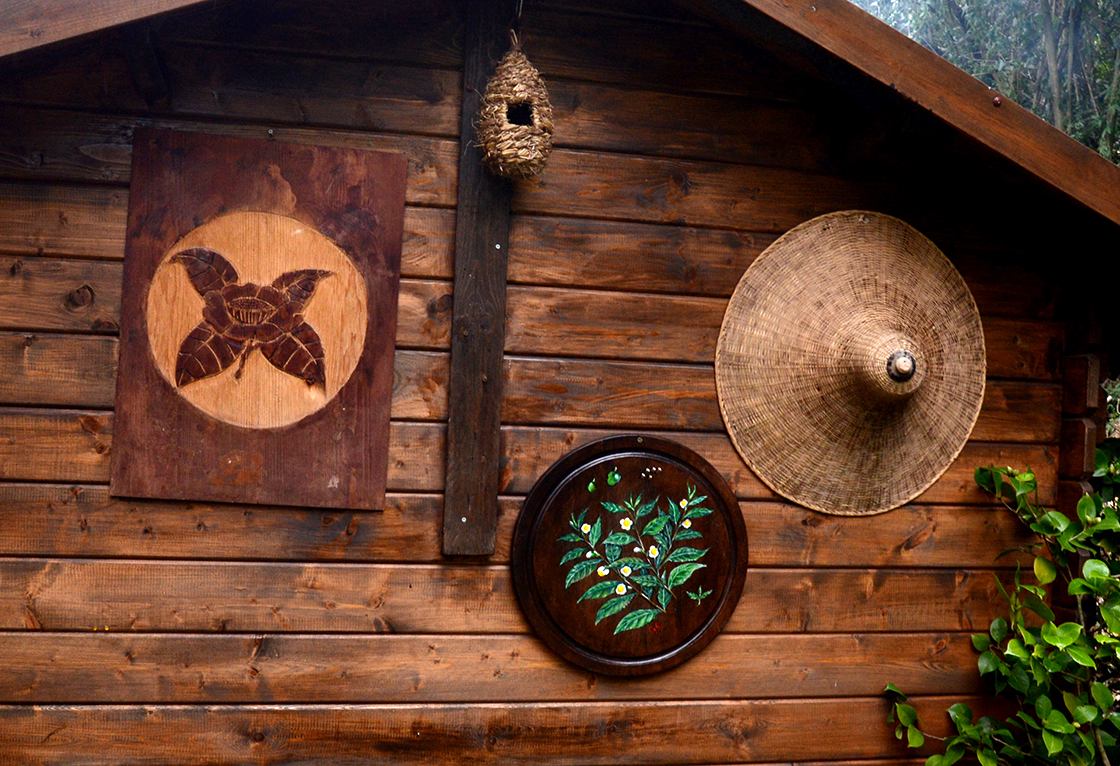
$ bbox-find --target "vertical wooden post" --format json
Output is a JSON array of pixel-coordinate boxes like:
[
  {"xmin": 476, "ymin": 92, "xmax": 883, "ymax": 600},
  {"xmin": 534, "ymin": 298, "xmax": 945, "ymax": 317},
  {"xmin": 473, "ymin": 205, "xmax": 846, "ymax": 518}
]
[{"xmin": 442, "ymin": 0, "xmax": 515, "ymax": 555}]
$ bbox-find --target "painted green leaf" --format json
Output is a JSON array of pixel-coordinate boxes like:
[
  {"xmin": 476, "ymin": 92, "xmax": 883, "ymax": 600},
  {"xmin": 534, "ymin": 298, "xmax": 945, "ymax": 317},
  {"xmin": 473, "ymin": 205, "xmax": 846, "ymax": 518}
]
[
  {"xmin": 588, "ymin": 517, "xmax": 602, "ymax": 548},
  {"xmin": 1093, "ymin": 681, "xmax": 1114, "ymax": 711},
  {"xmin": 636, "ymin": 498, "xmax": 659, "ymax": 518},
  {"xmin": 565, "ymin": 559, "xmax": 599, "ymax": 588},
  {"xmin": 1041, "ymin": 621, "xmax": 1082, "ymax": 649},
  {"xmin": 614, "ymin": 608, "xmax": 660, "ymax": 634},
  {"xmin": 666, "ymin": 562, "xmax": 706, "ymax": 589},
  {"xmin": 579, "ymin": 580, "xmax": 623, "ymax": 602},
  {"xmin": 632, "ymin": 574, "xmax": 661, "ymax": 588},
  {"xmin": 604, "ymin": 544, "xmax": 620, "ymax": 563},
  {"xmin": 1034, "ymin": 555, "xmax": 1057, "ymax": 585},
  {"xmin": 642, "ymin": 516, "xmax": 669, "ymax": 537},
  {"xmin": 603, "ymin": 532, "xmax": 635, "ymax": 546},
  {"xmin": 560, "ymin": 547, "xmax": 589, "ymax": 564},
  {"xmin": 657, "ymin": 586, "xmax": 672, "ymax": 609},
  {"xmin": 595, "ymin": 594, "xmax": 633, "ymax": 624},
  {"xmin": 684, "ymin": 506, "xmax": 714, "ymax": 519},
  {"xmin": 557, "ymin": 532, "xmax": 584, "ymax": 543},
  {"xmin": 686, "ymin": 493, "xmax": 708, "ymax": 507},
  {"xmin": 600, "ymin": 502, "xmax": 628, "ymax": 514},
  {"xmin": 675, "ymin": 529, "xmax": 703, "ymax": 540},
  {"xmin": 614, "ymin": 557, "xmax": 649, "ymax": 571},
  {"xmin": 666, "ymin": 547, "xmax": 708, "ymax": 563}
]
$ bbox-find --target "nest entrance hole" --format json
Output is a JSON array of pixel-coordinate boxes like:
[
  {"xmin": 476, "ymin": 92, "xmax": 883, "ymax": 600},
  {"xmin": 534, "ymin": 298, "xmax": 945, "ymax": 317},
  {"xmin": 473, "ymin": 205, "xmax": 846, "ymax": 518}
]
[{"xmin": 506, "ymin": 101, "xmax": 534, "ymax": 127}]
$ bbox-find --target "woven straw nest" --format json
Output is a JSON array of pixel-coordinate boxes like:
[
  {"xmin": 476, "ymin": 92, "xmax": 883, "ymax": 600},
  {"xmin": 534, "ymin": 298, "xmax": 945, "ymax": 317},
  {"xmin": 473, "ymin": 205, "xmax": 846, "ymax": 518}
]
[
  {"xmin": 714, "ymin": 211, "xmax": 986, "ymax": 516},
  {"xmin": 478, "ymin": 42, "xmax": 554, "ymax": 178}
]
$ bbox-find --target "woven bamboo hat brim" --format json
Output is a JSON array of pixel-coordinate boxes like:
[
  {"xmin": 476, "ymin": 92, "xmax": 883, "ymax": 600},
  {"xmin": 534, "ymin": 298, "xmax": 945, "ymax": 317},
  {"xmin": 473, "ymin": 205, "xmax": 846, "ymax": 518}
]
[{"xmin": 715, "ymin": 211, "xmax": 986, "ymax": 516}]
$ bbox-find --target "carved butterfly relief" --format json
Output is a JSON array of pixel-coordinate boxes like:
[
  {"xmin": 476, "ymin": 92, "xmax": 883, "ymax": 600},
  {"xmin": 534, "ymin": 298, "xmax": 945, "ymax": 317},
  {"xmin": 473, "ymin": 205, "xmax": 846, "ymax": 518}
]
[{"xmin": 171, "ymin": 247, "xmax": 332, "ymax": 389}]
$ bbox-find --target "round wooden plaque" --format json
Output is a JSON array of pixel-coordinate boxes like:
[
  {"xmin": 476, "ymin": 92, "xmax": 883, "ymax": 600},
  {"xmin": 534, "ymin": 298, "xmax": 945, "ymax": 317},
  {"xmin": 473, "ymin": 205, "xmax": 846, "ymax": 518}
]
[{"xmin": 511, "ymin": 435, "xmax": 748, "ymax": 675}]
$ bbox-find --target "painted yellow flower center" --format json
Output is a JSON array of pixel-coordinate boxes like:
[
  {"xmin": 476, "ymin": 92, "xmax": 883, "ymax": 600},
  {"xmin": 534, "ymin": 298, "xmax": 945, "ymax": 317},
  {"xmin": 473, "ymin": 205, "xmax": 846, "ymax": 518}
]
[
  {"xmin": 682, "ymin": 519, "xmax": 692, "ymax": 528},
  {"xmin": 615, "ymin": 584, "xmax": 627, "ymax": 595},
  {"xmin": 649, "ymin": 546, "xmax": 659, "ymax": 558},
  {"xmin": 620, "ymin": 518, "xmax": 633, "ymax": 530},
  {"xmin": 597, "ymin": 566, "xmax": 609, "ymax": 576},
  {"xmin": 621, "ymin": 566, "xmax": 632, "ymax": 576},
  {"xmin": 580, "ymin": 523, "xmax": 591, "ymax": 533}
]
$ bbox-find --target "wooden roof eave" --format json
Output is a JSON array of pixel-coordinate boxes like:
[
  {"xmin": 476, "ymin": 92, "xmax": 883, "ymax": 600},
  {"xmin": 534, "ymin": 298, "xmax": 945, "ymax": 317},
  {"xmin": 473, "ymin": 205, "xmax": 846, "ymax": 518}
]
[
  {"xmin": 691, "ymin": 0, "xmax": 1120, "ymax": 230},
  {"xmin": 3, "ymin": 0, "xmax": 1118, "ymax": 229},
  {"xmin": 0, "ymin": 0, "xmax": 209, "ymax": 59}
]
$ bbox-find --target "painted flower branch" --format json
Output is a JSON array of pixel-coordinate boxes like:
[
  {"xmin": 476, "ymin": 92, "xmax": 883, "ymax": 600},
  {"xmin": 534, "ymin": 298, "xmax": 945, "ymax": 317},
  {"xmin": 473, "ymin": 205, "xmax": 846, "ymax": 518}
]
[{"xmin": 558, "ymin": 483, "xmax": 712, "ymax": 634}]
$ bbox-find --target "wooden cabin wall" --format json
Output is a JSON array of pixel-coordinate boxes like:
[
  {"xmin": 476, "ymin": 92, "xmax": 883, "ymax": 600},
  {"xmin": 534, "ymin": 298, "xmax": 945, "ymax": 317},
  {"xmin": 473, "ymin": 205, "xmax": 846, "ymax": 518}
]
[{"xmin": 0, "ymin": 0, "xmax": 1065, "ymax": 762}]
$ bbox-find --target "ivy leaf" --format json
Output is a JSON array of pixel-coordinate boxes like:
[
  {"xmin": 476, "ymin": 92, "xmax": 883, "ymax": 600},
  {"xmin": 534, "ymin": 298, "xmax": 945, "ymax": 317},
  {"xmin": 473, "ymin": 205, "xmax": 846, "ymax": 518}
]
[
  {"xmin": 1042, "ymin": 729, "xmax": 1063, "ymax": 757},
  {"xmin": 976, "ymin": 749, "xmax": 998, "ymax": 766},
  {"xmin": 1034, "ymin": 556, "xmax": 1057, "ymax": 585},
  {"xmin": 907, "ymin": 725, "xmax": 924, "ymax": 748},
  {"xmin": 1041, "ymin": 622, "xmax": 1082, "ymax": 649},
  {"xmin": 1004, "ymin": 639, "xmax": 1029, "ymax": 660},
  {"xmin": 972, "ymin": 633, "xmax": 991, "ymax": 651},
  {"xmin": 947, "ymin": 703, "xmax": 973, "ymax": 731},
  {"xmin": 1078, "ymin": 494, "xmax": 1099, "ymax": 523},
  {"xmin": 1093, "ymin": 682, "xmax": 1114, "ymax": 712},
  {"xmin": 1007, "ymin": 664, "xmax": 1030, "ymax": 693},
  {"xmin": 665, "ymin": 547, "xmax": 708, "ymax": 563},
  {"xmin": 565, "ymin": 559, "xmax": 599, "ymax": 588},
  {"xmin": 560, "ymin": 547, "xmax": 589, "ymax": 564},
  {"xmin": 990, "ymin": 617, "xmax": 1008, "ymax": 643},
  {"xmin": 895, "ymin": 704, "xmax": 918, "ymax": 727},
  {"xmin": 1084, "ymin": 558, "xmax": 1112, "ymax": 581},
  {"xmin": 884, "ymin": 683, "xmax": 907, "ymax": 700},
  {"xmin": 667, "ymin": 562, "xmax": 706, "ymax": 589},
  {"xmin": 1023, "ymin": 593, "xmax": 1055, "ymax": 621},
  {"xmin": 977, "ymin": 651, "xmax": 1000, "ymax": 675},
  {"xmin": 614, "ymin": 608, "xmax": 660, "ymax": 634},
  {"xmin": 595, "ymin": 594, "xmax": 633, "ymax": 624},
  {"xmin": 578, "ymin": 580, "xmax": 622, "ymax": 602},
  {"xmin": 1102, "ymin": 604, "xmax": 1120, "ymax": 634},
  {"xmin": 1044, "ymin": 710, "xmax": 1075, "ymax": 734}
]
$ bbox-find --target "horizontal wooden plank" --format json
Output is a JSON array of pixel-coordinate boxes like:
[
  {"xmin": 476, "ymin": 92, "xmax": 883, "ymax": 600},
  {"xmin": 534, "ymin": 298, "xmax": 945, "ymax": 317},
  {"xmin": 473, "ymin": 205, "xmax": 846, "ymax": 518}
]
[
  {"xmin": 160, "ymin": 43, "xmax": 462, "ymax": 138},
  {"xmin": 0, "ymin": 485, "xmax": 1034, "ymax": 568},
  {"xmin": 0, "ymin": 558, "xmax": 1014, "ymax": 633},
  {"xmin": 0, "ymin": 257, "xmax": 453, "ymax": 344},
  {"xmin": 0, "ymin": 107, "xmax": 459, "ymax": 206},
  {"xmin": 0, "ymin": 631, "xmax": 981, "ymax": 703},
  {"xmin": 0, "ymin": 181, "xmax": 127, "ymax": 258},
  {"xmin": 0, "ymin": 696, "xmax": 988, "ymax": 765},
  {"xmin": 0, "ymin": 408, "xmax": 1058, "ymax": 503},
  {"xmin": 0, "ymin": 182, "xmax": 456, "ymax": 275},
  {"xmin": 0, "ymin": 333, "xmax": 449, "ymax": 418},
  {"xmin": 500, "ymin": 357, "xmax": 1058, "ymax": 440}
]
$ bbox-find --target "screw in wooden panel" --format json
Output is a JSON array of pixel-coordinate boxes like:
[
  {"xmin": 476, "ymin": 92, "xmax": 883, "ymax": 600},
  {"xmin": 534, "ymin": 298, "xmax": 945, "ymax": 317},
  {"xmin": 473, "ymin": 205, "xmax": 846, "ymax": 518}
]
[{"xmin": 993, "ymin": 95, "xmax": 1002, "ymax": 107}]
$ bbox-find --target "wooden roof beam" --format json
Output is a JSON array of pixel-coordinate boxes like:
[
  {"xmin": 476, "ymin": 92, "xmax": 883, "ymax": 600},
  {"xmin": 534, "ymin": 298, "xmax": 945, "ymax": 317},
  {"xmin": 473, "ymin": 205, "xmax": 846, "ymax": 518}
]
[
  {"xmin": 690, "ymin": 0, "xmax": 1120, "ymax": 228},
  {"xmin": 0, "ymin": 0, "xmax": 211, "ymax": 59}
]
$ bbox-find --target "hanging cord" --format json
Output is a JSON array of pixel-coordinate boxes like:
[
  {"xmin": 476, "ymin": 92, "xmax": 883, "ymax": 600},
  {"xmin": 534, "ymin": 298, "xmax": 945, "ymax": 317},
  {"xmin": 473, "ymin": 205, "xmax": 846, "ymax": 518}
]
[{"xmin": 511, "ymin": 0, "xmax": 524, "ymax": 39}]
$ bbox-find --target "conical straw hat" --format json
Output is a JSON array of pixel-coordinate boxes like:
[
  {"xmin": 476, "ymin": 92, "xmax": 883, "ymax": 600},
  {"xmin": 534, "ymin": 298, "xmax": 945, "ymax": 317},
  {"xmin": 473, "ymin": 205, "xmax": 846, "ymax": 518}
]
[{"xmin": 715, "ymin": 211, "xmax": 986, "ymax": 515}]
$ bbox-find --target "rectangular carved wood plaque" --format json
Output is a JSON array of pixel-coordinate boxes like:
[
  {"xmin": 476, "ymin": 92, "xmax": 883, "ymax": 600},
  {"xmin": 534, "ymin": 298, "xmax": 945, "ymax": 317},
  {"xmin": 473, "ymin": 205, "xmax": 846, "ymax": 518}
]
[{"xmin": 110, "ymin": 128, "xmax": 406, "ymax": 510}]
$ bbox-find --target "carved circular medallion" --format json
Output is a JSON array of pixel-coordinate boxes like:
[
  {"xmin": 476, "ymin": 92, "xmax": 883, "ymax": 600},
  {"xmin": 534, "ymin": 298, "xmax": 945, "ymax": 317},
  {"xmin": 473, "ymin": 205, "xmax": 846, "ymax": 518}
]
[
  {"xmin": 511, "ymin": 435, "xmax": 748, "ymax": 675},
  {"xmin": 146, "ymin": 212, "xmax": 369, "ymax": 429}
]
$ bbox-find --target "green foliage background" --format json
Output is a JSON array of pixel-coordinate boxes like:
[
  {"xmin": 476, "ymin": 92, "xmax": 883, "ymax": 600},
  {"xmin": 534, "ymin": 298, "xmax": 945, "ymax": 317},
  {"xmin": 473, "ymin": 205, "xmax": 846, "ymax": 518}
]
[{"xmin": 849, "ymin": 0, "xmax": 1120, "ymax": 162}]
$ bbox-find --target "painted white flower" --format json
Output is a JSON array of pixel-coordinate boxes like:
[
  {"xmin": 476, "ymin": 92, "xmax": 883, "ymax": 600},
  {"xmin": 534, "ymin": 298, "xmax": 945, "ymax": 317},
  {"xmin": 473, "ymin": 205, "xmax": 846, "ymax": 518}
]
[
  {"xmin": 633, "ymin": 547, "xmax": 641, "ymax": 553},
  {"xmin": 615, "ymin": 584, "xmax": 627, "ymax": 595},
  {"xmin": 585, "ymin": 551, "xmax": 594, "ymax": 558},
  {"xmin": 580, "ymin": 523, "xmax": 591, "ymax": 533},
  {"xmin": 621, "ymin": 566, "xmax": 632, "ymax": 576},
  {"xmin": 679, "ymin": 498, "xmax": 688, "ymax": 508},
  {"xmin": 597, "ymin": 565, "xmax": 609, "ymax": 576},
  {"xmin": 682, "ymin": 519, "xmax": 692, "ymax": 528},
  {"xmin": 648, "ymin": 545, "xmax": 660, "ymax": 558},
  {"xmin": 620, "ymin": 518, "xmax": 633, "ymax": 530}
]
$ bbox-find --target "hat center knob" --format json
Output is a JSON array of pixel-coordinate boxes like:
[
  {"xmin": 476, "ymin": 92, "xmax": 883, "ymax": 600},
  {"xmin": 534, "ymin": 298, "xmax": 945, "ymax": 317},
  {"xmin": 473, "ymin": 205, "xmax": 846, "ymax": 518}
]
[{"xmin": 887, "ymin": 350, "xmax": 916, "ymax": 382}]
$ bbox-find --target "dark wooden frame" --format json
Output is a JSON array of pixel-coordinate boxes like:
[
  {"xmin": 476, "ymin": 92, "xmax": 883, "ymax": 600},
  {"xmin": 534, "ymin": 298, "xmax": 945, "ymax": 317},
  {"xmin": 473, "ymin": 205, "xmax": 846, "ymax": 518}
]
[
  {"xmin": 110, "ymin": 128, "xmax": 406, "ymax": 510},
  {"xmin": 511, "ymin": 435, "xmax": 749, "ymax": 676}
]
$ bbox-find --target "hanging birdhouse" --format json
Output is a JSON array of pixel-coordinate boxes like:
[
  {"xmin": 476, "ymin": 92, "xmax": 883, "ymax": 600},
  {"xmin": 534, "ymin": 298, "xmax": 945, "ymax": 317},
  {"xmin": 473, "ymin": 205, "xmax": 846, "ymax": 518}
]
[{"xmin": 477, "ymin": 38, "xmax": 554, "ymax": 178}]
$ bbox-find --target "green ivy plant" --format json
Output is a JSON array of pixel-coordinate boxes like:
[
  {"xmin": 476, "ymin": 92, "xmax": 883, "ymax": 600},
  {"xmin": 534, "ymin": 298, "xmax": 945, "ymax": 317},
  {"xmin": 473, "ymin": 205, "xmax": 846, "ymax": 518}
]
[{"xmin": 887, "ymin": 440, "xmax": 1120, "ymax": 766}]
